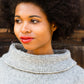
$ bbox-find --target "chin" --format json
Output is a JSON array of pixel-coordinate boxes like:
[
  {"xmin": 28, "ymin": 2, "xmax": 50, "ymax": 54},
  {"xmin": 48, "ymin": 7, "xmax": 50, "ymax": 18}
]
[{"xmin": 22, "ymin": 45, "xmax": 37, "ymax": 51}]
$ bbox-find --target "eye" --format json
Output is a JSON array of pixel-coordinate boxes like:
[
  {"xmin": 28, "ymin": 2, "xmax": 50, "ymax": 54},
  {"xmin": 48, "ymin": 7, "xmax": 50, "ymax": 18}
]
[
  {"xmin": 31, "ymin": 19, "xmax": 40, "ymax": 24},
  {"xmin": 15, "ymin": 19, "xmax": 22, "ymax": 24}
]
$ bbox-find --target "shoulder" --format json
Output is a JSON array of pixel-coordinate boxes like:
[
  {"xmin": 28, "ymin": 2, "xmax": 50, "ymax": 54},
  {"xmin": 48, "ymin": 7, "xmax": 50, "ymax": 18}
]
[
  {"xmin": 75, "ymin": 65, "xmax": 84, "ymax": 84},
  {"xmin": 68, "ymin": 65, "xmax": 84, "ymax": 84},
  {"xmin": 0, "ymin": 56, "xmax": 10, "ymax": 72},
  {"xmin": 0, "ymin": 52, "xmax": 16, "ymax": 74}
]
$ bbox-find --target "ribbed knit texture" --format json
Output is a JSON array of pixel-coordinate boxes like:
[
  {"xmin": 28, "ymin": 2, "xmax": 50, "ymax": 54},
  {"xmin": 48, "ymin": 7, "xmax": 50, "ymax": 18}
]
[{"xmin": 0, "ymin": 43, "xmax": 84, "ymax": 84}]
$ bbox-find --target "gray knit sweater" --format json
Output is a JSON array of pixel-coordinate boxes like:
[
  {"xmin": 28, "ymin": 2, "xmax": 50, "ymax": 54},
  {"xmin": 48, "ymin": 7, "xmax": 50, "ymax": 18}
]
[{"xmin": 0, "ymin": 43, "xmax": 84, "ymax": 84}]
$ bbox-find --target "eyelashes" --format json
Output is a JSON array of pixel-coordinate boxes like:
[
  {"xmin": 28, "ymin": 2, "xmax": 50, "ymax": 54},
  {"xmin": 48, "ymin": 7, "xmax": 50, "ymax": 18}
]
[
  {"xmin": 15, "ymin": 19, "xmax": 22, "ymax": 24},
  {"xmin": 30, "ymin": 19, "xmax": 40, "ymax": 24},
  {"xmin": 14, "ymin": 19, "xmax": 40, "ymax": 24}
]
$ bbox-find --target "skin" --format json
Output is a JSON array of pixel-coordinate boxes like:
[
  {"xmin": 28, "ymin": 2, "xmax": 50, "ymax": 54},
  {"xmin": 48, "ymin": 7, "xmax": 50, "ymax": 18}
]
[{"xmin": 14, "ymin": 2, "xmax": 57, "ymax": 55}]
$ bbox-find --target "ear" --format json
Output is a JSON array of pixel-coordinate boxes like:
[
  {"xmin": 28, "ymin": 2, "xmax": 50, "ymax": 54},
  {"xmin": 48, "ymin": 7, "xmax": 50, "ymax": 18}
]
[{"xmin": 51, "ymin": 24, "xmax": 57, "ymax": 32}]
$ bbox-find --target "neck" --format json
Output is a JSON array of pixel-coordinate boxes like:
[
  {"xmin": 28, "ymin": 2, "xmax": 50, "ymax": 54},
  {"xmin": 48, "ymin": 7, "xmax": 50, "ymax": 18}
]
[{"xmin": 27, "ymin": 41, "xmax": 54, "ymax": 55}]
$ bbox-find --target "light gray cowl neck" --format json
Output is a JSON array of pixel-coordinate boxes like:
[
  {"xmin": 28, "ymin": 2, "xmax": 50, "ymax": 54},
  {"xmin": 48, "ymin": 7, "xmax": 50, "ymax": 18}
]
[{"xmin": 0, "ymin": 43, "xmax": 84, "ymax": 84}]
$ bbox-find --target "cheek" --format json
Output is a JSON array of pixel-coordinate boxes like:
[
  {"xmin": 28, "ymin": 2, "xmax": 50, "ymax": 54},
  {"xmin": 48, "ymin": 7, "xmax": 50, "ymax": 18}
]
[
  {"xmin": 14, "ymin": 25, "xmax": 20, "ymax": 38},
  {"xmin": 33, "ymin": 25, "xmax": 51, "ymax": 40}
]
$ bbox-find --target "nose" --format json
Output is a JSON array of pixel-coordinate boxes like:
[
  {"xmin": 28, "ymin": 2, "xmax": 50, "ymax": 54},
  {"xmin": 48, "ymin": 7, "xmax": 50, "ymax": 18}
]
[{"xmin": 21, "ymin": 22, "xmax": 32, "ymax": 34}]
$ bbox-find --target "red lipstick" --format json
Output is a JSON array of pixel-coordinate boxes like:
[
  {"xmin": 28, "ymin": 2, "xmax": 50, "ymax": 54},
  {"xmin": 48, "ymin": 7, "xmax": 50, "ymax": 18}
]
[{"xmin": 20, "ymin": 36, "xmax": 34, "ymax": 43}]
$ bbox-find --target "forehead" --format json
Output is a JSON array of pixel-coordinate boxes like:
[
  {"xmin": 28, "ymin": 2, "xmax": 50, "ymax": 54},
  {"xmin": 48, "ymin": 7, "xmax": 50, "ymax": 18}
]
[{"xmin": 15, "ymin": 3, "xmax": 45, "ymax": 16}]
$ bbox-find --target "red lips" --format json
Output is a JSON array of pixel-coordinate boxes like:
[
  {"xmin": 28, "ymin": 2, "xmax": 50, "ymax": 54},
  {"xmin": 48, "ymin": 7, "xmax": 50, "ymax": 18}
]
[{"xmin": 20, "ymin": 36, "xmax": 34, "ymax": 43}]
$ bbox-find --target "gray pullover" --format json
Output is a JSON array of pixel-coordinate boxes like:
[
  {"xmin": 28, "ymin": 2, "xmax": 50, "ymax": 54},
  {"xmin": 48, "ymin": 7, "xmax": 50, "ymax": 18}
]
[{"xmin": 0, "ymin": 43, "xmax": 84, "ymax": 84}]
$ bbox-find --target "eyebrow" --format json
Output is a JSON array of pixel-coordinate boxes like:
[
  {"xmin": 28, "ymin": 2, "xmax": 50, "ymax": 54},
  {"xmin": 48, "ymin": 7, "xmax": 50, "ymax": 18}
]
[
  {"xmin": 14, "ymin": 15, "xmax": 41, "ymax": 18},
  {"xmin": 29, "ymin": 15, "xmax": 41, "ymax": 18},
  {"xmin": 14, "ymin": 15, "xmax": 20, "ymax": 17}
]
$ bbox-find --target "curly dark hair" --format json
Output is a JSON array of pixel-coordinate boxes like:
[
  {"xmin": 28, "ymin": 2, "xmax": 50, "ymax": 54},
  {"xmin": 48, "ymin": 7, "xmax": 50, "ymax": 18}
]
[{"xmin": 0, "ymin": 0, "xmax": 80, "ymax": 41}]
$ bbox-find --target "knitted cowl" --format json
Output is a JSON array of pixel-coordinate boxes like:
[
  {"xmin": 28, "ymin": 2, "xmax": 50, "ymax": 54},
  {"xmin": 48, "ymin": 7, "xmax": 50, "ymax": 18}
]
[{"xmin": 0, "ymin": 43, "xmax": 84, "ymax": 84}]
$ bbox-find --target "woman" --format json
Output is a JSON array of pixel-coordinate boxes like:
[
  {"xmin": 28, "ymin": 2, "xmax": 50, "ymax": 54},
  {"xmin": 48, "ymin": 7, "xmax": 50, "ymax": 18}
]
[{"xmin": 0, "ymin": 0, "xmax": 84, "ymax": 84}]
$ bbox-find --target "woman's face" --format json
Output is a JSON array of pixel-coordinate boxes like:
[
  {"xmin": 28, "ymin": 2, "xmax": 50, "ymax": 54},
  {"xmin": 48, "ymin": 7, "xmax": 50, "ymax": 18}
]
[{"xmin": 14, "ymin": 3, "xmax": 56, "ymax": 51}]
